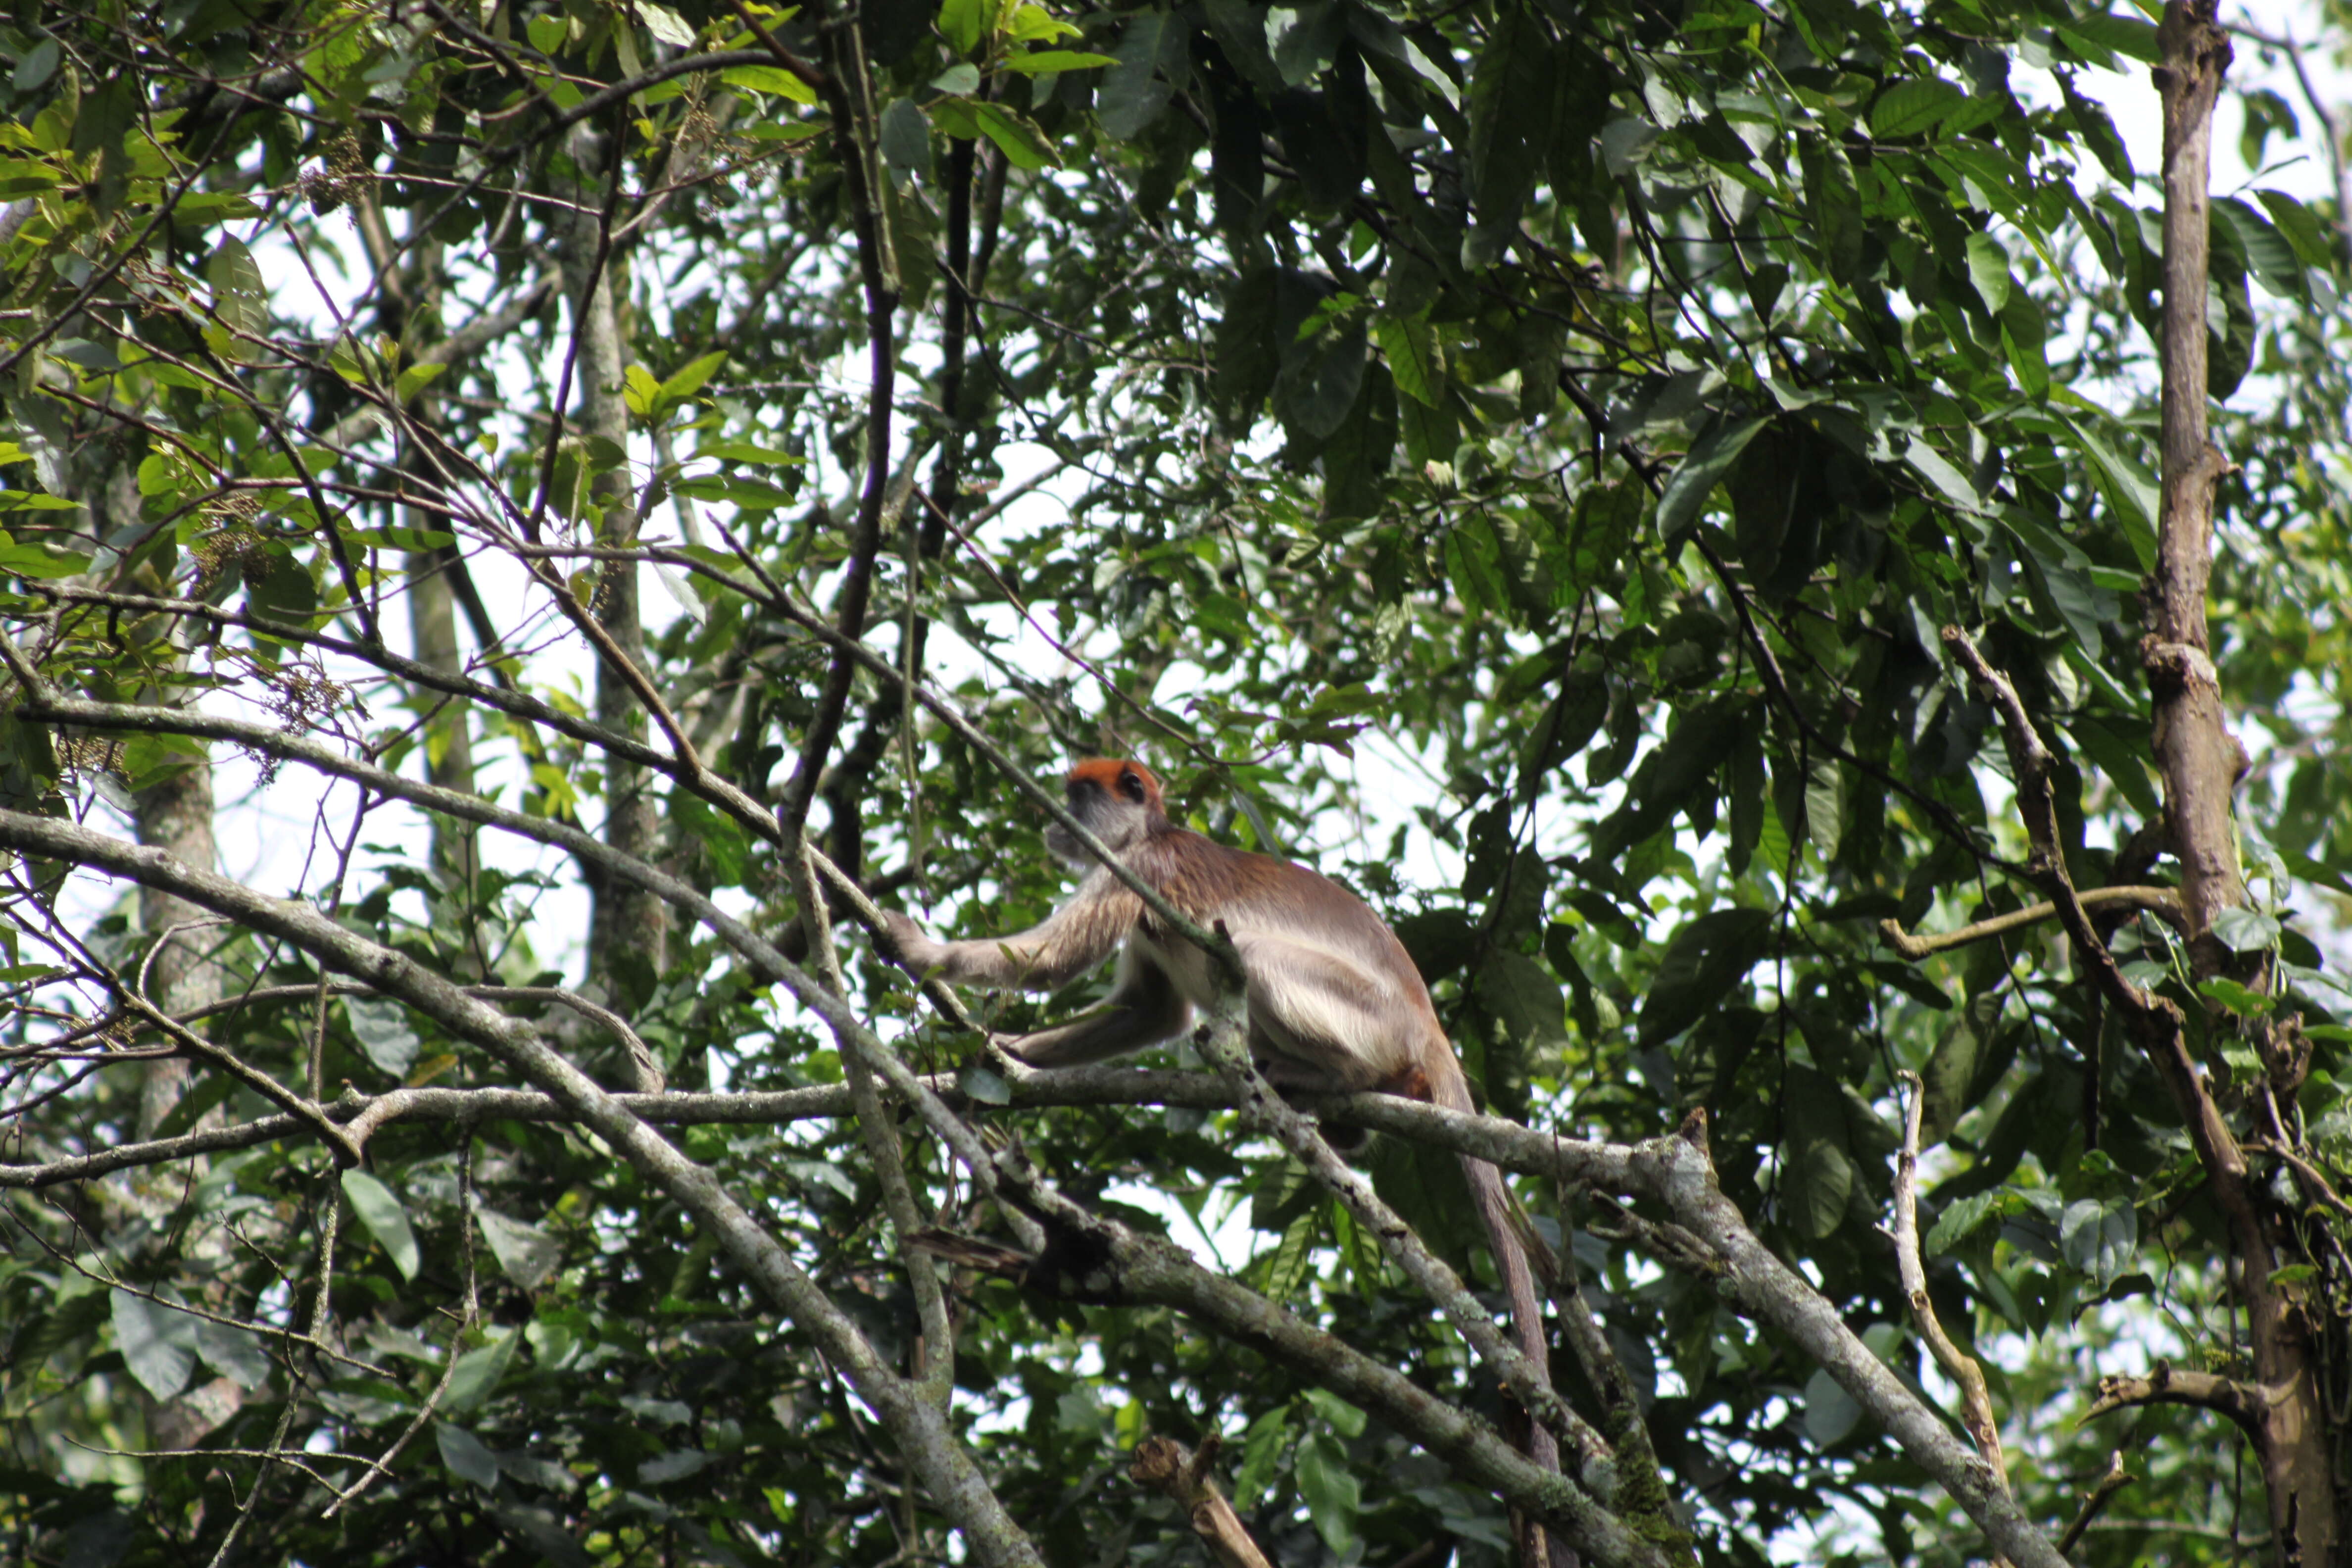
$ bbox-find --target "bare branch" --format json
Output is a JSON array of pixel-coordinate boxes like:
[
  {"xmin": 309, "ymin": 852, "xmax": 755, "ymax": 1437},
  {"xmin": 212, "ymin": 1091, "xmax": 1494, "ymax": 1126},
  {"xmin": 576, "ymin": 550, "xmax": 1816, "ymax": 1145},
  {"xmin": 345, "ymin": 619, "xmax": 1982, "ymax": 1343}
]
[
  {"xmin": 1890, "ymin": 1071, "xmax": 2010, "ymax": 1529},
  {"xmin": 2082, "ymin": 1362, "xmax": 2263, "ymax": 1440},
  {"xmin": 1128, "ymin": 1437, "xmax": 1274, "ymax": 1568},
  {"xmin": 1879, "ymin": 886, "xmax": 2184, "ymax": 959},
  {"xmin": 2057, "ymin": 1452, "xmax": 2135, "ymax": 1557}
]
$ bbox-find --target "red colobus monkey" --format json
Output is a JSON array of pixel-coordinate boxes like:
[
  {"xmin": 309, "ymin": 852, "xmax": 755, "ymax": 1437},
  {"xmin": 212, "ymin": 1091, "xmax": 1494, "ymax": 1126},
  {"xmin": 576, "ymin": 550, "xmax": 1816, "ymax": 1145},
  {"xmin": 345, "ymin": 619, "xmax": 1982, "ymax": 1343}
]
[{"xmin": 882, "ymin": 760, "xmax": 1564, "ymax": 1562}]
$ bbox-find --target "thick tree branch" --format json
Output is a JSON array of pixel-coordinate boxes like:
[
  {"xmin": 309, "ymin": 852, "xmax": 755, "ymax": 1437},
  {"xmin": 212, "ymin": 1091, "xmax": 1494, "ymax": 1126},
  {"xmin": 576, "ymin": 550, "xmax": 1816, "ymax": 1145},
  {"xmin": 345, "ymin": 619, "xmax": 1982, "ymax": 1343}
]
[{"xmin": 2082, "ymin": 1363, "xmax": 2263, "ymax": 1441}]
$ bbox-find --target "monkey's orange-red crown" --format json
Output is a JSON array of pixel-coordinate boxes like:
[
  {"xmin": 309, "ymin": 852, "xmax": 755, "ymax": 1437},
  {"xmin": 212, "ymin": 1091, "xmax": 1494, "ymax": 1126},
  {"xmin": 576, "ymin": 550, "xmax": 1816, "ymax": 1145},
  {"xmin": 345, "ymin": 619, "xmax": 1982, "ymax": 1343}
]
[{"xmin": 1067, "ymin": 758, "xmax": 1163, "ymax": 809}]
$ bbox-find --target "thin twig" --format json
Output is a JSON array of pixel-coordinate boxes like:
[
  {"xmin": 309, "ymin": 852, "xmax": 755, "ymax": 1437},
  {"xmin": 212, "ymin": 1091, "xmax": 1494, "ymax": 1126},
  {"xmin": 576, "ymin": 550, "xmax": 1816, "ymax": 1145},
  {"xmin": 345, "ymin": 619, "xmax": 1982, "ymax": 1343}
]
[{"xmin": 1890, "ymin": 1071, "xmax": 2011, "ymax": 1537}]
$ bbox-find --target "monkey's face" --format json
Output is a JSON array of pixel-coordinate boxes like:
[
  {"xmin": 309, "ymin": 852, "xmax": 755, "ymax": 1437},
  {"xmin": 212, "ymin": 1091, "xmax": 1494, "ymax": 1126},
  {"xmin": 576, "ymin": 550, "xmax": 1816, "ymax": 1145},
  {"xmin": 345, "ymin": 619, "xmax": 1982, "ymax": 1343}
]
[{"xmin": 1047, "ymin": 761, "xmax": 1160, "ymax": 865}]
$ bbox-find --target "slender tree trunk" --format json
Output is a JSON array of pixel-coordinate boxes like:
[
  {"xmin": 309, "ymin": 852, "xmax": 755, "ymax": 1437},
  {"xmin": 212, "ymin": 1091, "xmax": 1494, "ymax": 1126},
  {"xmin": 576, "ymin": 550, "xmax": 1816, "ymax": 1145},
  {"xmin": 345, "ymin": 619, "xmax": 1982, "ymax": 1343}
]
[
  {"xmin": 2147, "ymin": 0, "xmax": 2247, "ymax": 980},
  {"xmin": 108, "ymin": 463, "xmax": 244, "ymax": 1450},
  {"xmin": 565, "ymin": 124, "xmax": 668, "ymax": 995},
  {"xmin": 2147, "ymin": 6, "xmax": 2335, "ymax": 1562},
  {"xmin": 393, "ymin": 239, "xmax": 481, "ymax": 902}
]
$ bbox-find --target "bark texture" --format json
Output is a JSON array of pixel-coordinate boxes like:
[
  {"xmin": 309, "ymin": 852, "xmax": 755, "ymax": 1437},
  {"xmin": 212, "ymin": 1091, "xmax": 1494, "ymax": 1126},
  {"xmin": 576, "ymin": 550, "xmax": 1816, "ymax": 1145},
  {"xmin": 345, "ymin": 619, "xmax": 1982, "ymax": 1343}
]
[
  {"xmin": 564, "ymin": 124, "xmax": 669, "ymax": 990},
  {"xmin": 2148, "ymin": 6, "xmax": 2334, "ymax": 1561}
]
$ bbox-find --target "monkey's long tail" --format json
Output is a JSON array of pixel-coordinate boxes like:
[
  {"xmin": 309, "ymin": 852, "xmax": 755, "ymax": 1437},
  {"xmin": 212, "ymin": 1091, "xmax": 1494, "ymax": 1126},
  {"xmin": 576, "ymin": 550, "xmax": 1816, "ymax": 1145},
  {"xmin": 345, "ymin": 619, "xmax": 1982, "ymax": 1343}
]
[{"xmin": 1431, "ymin": 1063, "xmax": 1573, "ymax": 1568}]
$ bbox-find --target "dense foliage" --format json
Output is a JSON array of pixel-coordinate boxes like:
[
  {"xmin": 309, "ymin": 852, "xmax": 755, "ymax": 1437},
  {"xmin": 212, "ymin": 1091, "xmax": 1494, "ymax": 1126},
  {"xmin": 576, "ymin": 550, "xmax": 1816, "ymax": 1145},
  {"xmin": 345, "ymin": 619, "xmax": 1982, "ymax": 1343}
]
[{"xmin": 0, "ymin": 0, "xmax": 2348, "ymax": 1564}]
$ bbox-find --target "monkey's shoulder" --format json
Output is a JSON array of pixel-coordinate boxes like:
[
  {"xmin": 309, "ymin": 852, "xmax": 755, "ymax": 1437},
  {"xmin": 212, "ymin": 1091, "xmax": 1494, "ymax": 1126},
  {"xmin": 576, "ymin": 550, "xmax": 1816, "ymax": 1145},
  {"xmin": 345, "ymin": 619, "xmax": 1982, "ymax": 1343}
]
[{"xmin": 1138, "ymin": 830, "xmax": 1378, "ymax": 922}]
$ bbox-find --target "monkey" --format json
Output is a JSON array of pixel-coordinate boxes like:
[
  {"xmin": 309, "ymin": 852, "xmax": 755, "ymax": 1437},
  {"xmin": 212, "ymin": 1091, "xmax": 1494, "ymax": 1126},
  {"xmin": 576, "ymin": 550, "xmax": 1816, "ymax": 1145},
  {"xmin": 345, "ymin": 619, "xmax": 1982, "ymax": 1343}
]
[{"xmin": 882, "ymin": 758, "xmax": 1568, "ymax": 1568}]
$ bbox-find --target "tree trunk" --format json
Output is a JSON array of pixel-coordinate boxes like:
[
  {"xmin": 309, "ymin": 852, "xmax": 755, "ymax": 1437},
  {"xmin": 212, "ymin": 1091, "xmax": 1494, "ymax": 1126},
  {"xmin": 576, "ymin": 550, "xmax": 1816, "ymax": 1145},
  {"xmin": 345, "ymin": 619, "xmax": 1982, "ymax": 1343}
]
[
  {"xmin": 564, "ymin": 124, "xmax": 668, "ymax": 996},
  {"xmin": 2147, "ymin": 6, "xmax": 2335, "ymax": 1562}
]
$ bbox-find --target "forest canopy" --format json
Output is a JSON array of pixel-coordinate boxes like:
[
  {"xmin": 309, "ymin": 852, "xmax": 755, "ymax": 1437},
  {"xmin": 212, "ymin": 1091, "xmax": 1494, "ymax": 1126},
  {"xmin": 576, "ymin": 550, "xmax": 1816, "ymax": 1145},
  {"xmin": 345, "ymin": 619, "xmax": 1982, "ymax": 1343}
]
[{"xmin": 2, "ymin": 0, "xmax": 2351, "ymax": 1565}]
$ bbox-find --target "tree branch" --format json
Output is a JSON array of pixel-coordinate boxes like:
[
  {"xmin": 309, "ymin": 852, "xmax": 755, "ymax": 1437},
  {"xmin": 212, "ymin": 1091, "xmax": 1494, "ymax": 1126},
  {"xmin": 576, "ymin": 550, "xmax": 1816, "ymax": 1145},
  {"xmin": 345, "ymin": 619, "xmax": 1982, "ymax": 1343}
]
[
  {"xmin": 1879, "ymin": 885, "xmax": 2183, "ymax": 959},
  {"xmin": 1891, "ymin": 1071, "xmax": 2010, "ymax": 1526},
  {"xmin": 2082, "ymin": 1362, "xmax": 2263, "ymax": 1440},
  {"xmin": 1128, "ymin": 1437, "xmax": 1274, "ymax": 1568}
]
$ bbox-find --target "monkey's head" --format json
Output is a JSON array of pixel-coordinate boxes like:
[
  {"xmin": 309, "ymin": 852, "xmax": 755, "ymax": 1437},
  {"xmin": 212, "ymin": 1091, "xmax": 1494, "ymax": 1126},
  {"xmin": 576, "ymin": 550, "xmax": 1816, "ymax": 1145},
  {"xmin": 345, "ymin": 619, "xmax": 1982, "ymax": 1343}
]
[{"xmin": 1048, "ymin": 758, "xmax": 1166, "ymax": 864}]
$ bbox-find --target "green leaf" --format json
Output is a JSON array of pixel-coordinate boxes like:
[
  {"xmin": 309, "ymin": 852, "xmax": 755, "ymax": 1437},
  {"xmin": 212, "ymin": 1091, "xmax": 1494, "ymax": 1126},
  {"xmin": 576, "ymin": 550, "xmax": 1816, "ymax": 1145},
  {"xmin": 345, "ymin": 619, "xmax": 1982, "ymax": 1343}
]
[
  {"xmin": 2065, "ymin": 714, "xmax": 2161, "ymax": 819},
  {"xmin": 1232, "ymin": 1404, "xmax": 1291, "ymax": 1505},
  {"xmin": 623, "ymin": 363, "xmax": 664, "ymax": 417},
  {"xmin": 2198, "ymin": 976, "xmax": 2273, "ymax": 1016},
  {"xmin": 2211, "ymin": 906, "xmax": 2283, "ymax": 953},
  {"xmin": 720, "ymin": 64, "xmax": 817, "ymax": 104},
  {"xmin": 2060, "ymin": 11, "xmax": 2160, "ymax": 65},
  {"xmin": 1004, "ymin": 2, "xmax": 1078, "ymax": 43},
  {"xmin": 476, "ymin": 1206, "xmax": 563, "ymax": 1289},
  {"xmin": 2059, "ymin": 1197, "xmax": 2136, "ymax": 1289},
  {"xmin": 527, "ymin": 13, "xmax": 567, "ymax": 52},
  {"xmin": 444, "ymin": 1325, "xmax": 519, "ymax": 1414},
  {"xmin": 1478, "ymin": 949, "xmax": 1569, "ymax": 1055},
  {"xmin": 658, "ymin": 350, "xmax": 728, "ymax": 403},
  {"xmin": 343, "ymin": 1168, "xmax": 421, "ymax": 1279},
  {"xmin": 1802, "ymin": 1365, "xmax": 1861, "ymax": 1446},
  {"xmin": 1964, "ymin": 233, "xmax": 2012, "ymax": 314},
  {"xmin": 1804, "ymin": 759, "xmax": 1843, "ymax": 860},
  {"xmin": 693, "ymin": 441, "xmax": 804, "ymax": 466},
  {"xmin": 970, "ymin": 101, "xmax": 1059, "ymax": 169},
  {"xmin": 1302, "ymin": 1387, "xmax": 1367, "ymax": 1438},
  {"xmin": 1444, "ymin": 522, "xmax": 1508, "ymax": 615},
  {"xmin": 13, "ymin": 38, "xmax": 58, "ymax": 92},
  {"xmin": 244, "ymin": 550, "xmax": 318, "ymax": 623},
  {"xmin": 1656, "ymin": 413, "xmax": 1770, "ymax": 543},
  {"xmin": 1870, "ymin": 77, "xmax": 1964, "ymax": 140},
  {"xmin": 110, "ymin": 1288, "xmax": 196, "ymax": 1400},
  {"xmin": 2215, "ymin": 196, "xmax": 2306, "ymax": 299},
  {"xmin": 1098, "ymin": 10, "xmax": 1176, "ymax": 139},
  {"xmin": 194, "ymin": 1317, "xmax": 270, "ymax": 1389},
  {"xmin": 2055, "ymin": 412, "xmax": 2157, "ymax": 571},
  {"xmin": 1000, "ymin": 49, "xmax": 1116, "ymax": 74},
  {"xmin": 1783, "ymin": 1066, "xmax": 1856, "ymax": 1239},
  {"xmin": 671, "ymin": 475, "xmax": 798, "ymax": 509},
  {"xmin": 1295, "ymin": 1431, "xmax": 1361, "ymax": 1555},
  {"xmin": 939, "ymin": 0, "xmax": 987, "ymax": 55},
  {"xmin": 1802, "ymin": 141, "xmax": 1863, "ymax": 282},
  {"xmin": 437, "ymin": 1421, "xmax": 503, "ymax": 1489},
  {"xmin": 931, "ymin": 61, "xmax": 982, "ymax": 96},
  {"xmin": 880, "ymin": 96, "xmax": 930, "ymax": 174},
  {"xmin": 0, "ymin": 541, "xmax": 92, "ymax": 578},
  {"xmin": 1372, "ymin": 313, "xmax": 1443, "ymax": 406},
  {"xmin": 394, "ymin": 360, "xmax": 447, "ymax": 403},
  {"xmin": 1925, "ymin": 1189, "xmax": 2005, "ymax": 1253},
  {"xmin": 2255, "ymin": 189, "xmax": 2335, "ymax": 271},
  {"xmin": 1905, "ymin": 437, "xmax": 1986, "ymax": 515},
  {"xmin": 206, "ymin": 237, "xmax": 268, "ymax": 342},
  {"xmin": 344, "ymin": 995, "xmax": 420, "ymax": 1078},
  {"xmin": 1638, "ymin": 907, "xmax": 1772, "ymax": 1046},
  {"xmin": 1917, "ymin": 992, "xmax": 2011, "ymax": 1146}
]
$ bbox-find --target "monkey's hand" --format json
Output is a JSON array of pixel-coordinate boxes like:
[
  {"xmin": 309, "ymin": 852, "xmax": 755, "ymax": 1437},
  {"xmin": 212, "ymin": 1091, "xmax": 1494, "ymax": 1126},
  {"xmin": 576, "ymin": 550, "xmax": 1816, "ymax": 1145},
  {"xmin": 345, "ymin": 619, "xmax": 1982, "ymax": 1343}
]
[{"xmin": 878, "ymin": 910, "xmax": 949, "ymax": 974}]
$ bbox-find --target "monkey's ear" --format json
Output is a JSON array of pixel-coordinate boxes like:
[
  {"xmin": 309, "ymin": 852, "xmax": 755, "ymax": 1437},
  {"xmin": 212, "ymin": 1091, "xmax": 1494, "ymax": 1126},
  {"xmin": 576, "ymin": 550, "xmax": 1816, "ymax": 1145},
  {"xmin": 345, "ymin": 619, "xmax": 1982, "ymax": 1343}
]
[{"xmin": 1118, "ymin": 766, "xmax": 1146, "ymax": 802}]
